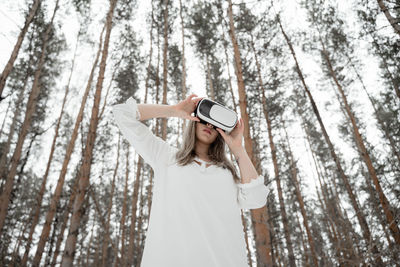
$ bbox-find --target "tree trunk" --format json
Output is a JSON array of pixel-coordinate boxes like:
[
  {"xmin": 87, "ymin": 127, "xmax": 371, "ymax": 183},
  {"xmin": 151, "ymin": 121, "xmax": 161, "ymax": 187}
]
[
  {"xmin": 125, "ymin": 156, "xmax": 143, "ymax": 266},
  {"xmin": 0, "ymin": 0, "xmax": 59, "ymax": 235},
  {"xmin": 161, "ymin": 0, "xmax": 169, "ymax": 141},
  {"xmin": 376, "ymin": 0, "xmax": 400, "ymax": 36},
  {"xmin": 320, "ymin": 37, "xmax": 400, "ymax": 246},
  {"xmin": 278, "ymin": 17, "xmax": 383, "ymax": 265},
  {"xmin": 102, "ymin": 134, "xmax": 121, "ymax": 267},
  {"xmin": 0, "ymin": 67, "xmax": 30, "ymax": 183},
  {"xmin": 61, "ymin": 0, "xmax": 117, "ymax": 265},
  {"xmin": 50, "ymin": 175, "xmax": 80, "ymax": 267},
  {"xmin": 20, "ymin": 28, "xmax": 80, "ymax": 267},
  {"xmin": 250, "ymin": 30, "xmax": 296, "ymax": 266},
  {"xmin": 346, "ymin": 53, "xmax": 400, "ymax": 165},
  {"xmin": 0, "ymin": 0, "xmax": 41, "ymax": 101},
  {"xmin": 32, "ymin": 24, "xmax": 105, "ymax": 267},
  {"xmin": 281, "ymin": 119, "xmax": 318, "ymax": 266},
  {"xmin": 227, "ymin": 1, "xmax": 272, "ymax": 266},
  {"xmin": 178, "ymin": 0, "xmax": 187, "ymax": 97},
  {"xmin": 117, "ymin": 147, "xmax": 131, "ymax": 266}
]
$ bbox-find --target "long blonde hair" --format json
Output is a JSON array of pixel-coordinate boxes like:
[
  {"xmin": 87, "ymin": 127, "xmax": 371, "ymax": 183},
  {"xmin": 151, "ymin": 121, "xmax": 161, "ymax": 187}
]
[{"xmin": 173, "ymin": 120, "xmax": 240, "ymax": 184}]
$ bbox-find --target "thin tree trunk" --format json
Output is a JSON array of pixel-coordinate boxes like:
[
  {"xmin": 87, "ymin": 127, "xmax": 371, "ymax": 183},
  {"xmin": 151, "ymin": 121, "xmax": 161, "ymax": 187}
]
[
  {"xmin": 20, "ymin": 28, "xmax": 80, "ymax": 267},
  {"xmin": 0, "ymin": 0, "xmax": 59, "ymax": 235},
  {"xmin": 86, "ymin": 221, "xmax": 96, "ymax": 266},
  {"xmin": 0, "ymin": 0, "xmax": 41, "ymax": 100},
  {"xmin": 369, "ymin": 33, "xmax": 400, "ymax": 100},
  {"xmin": 178, "ymin": 0, "xmax": 187, "ymax": 97},
  {"xmin": 144, "ymin": 0, "xmax": 154, "ymax": 106},
  {"xmin": 281, "ymin": 119, "xmax": 318, "ymax": 266},
  {"xmin": 116, "ymin": 147, "xmax": 130, "ymax": 267},
  {"xmin": 251, "ymin": 30, "xmax": 296, "ymax": 266},
  {"xmin": 125, "ymin": 156, "xmax": 143, "ymax": 266},
  {"xmin": 0, "ymin": 68, "xmax": 30, "ymax": 183},
  {"xmin": 278, "ymin": 17, "xmax": 383, "ymax": 264},
  {"xmin": 32, "ymin": 23, "xmax": 105, "ymax": 267},
  {"xmin": 376, "ymin": 0, "xmax": 400, "ymax": 36},
  {"xmin": 227, "ymin": 1, "xmax": 272, "ymax": 266},
  {"xmin": 61, "ymin": 0, "xmax": 117, "ymax": 265},
  {"xmin": 135, "ymin": 166, "xmax": 146, "ymax": 266},
  {"xmin": 101, "ymin": 134, "xmax": 120, "ymax": 266},
  {"xmin": 178, "ymin": 0, "xmax": 188, "ymax": 134},
  {"xmin": 346, "ymin": 53, "xmax": 400, "ymax": 164},
  {"xmin": 0, "ymin": 99, "xmax": 12, "ymax": 139},
  {"xmin": 320, "ymin": 36, "xmax": 400, "ymax": 246},
  {"xmin": 88, "ymin": 187, "xmax": 119, "ymax": 262},
  {"xmin": 161, "ymin": 0, "xmax": 169, "ymax": 141},
  {"xmin": 50, "ymin": 175, "xmax": 80, "ymax": 267}
]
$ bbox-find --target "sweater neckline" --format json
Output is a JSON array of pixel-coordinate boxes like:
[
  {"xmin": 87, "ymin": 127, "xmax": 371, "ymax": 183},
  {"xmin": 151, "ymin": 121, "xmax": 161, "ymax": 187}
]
[{"xmin": 194, "ymin": 156, "xmax": 215, "ymax": 170}]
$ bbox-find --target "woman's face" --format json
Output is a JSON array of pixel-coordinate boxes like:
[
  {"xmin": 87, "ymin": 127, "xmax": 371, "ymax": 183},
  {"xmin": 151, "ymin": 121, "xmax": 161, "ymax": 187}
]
[{"xmin": 195, "ymin": 120, "xmax": 218, "ymax": 145}]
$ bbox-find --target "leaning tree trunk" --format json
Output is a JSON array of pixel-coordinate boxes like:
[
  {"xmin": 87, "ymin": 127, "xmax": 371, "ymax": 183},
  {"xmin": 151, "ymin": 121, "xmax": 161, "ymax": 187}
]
[
  {"xmin": 101, "ymin": 134, "xmax": 121, "ymax": 267},
  {"xmin": 0, "ymin": 0, "xmax": 59, "ymax": 235},
  {"xmin": 346, "ymin": 53, "xmax": 400, "ymax": 165},
  {"xmin": 125, "ymin": 156, "xmax": 143, "ymax": 266},
  {"xmin": 0, "ymin": 0, "xmax": 41, "ymax": 101},
  {"xmin": 320, "ymin": 37, "xmax": 400, "ymax": 246},
  {"xmin": 376, "ymin": 0, "xmax": 400, "ymax": 36},
  {"xmin": 50, "ymin": 175, "xmax": 80, "ymax": 267},
  {"xmin": 227, "ymin": 1, "xmax": 273, "ymax": 266},
  {"xmin": 20, "ymin": 28, "xmax": 80, "ymax": 267},
  {"xmin": 61, "ymin": 0, "xmax": 117, "ymax": 265},
  {"xmin": 281, "ymin": 119, "xmax": 319, "ymax": 266},
  {"xmin": 250, "ymin": 31, "xmax": 296, "ymax": 267},
  {"xmin": 31, "ymin": 24, "xmax": 105, "ymax": 267},
  {"xmin": 278, "ymin": 17, "xmax": 384, "ymax": 265}
]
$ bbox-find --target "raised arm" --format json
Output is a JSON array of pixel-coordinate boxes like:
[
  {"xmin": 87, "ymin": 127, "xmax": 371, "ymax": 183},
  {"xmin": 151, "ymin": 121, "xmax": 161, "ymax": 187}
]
[{"xmin": 111, "ymin": 94, "xmax": 202, "ymax": 171}]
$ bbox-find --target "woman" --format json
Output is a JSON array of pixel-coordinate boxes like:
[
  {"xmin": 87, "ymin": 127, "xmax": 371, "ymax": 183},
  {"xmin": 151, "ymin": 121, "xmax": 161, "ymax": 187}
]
[{"xmin": 112, "ymin": 93, "xmax": 268, "ymax": 267}]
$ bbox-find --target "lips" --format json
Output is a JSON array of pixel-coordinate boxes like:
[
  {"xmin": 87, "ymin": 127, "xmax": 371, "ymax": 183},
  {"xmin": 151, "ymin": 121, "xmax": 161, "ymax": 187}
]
[{"xmin": 203, "ymin": 129, "xmax": 211, "ymax": 135}]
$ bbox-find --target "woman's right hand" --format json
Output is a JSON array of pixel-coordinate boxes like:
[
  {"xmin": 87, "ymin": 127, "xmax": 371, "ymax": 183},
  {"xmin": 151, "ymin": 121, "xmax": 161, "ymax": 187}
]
[{"xmin": 173, "ymin": 94, "xmax": 204, "ymax": 121}]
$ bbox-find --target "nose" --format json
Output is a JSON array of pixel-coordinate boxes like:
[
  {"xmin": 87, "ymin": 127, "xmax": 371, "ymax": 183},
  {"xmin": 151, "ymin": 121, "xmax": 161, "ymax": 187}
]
[{"xmin": 206, "ymin": 123, "xmax": 214, "ymax": 129}]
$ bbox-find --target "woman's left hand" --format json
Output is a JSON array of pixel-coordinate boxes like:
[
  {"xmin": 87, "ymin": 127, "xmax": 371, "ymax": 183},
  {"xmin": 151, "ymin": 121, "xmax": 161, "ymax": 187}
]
[{"xmin": 216, "ymin": 117, "xmax": 244, "ymax": 155}]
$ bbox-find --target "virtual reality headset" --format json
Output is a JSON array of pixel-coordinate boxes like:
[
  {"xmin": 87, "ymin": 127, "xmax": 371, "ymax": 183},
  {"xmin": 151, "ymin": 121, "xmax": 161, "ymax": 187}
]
[{"xmin": 193, "ymin": 98, "xmax": 238, "ymax": 133}]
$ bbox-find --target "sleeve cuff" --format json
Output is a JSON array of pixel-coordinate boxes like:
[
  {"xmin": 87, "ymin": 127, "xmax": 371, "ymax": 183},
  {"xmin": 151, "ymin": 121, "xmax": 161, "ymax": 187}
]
[
  {"xmin": 237, "ymin": 174, "xmax": 264, "ymax": 189},
  {"xmin": 126, "ymin": 97, "xmax": 141, "ymax": 121}
]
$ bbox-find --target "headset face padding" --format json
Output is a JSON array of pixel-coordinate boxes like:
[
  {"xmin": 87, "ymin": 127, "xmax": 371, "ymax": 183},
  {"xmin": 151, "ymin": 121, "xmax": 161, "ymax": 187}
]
[{"xmin": 194, "ymin": 98, "xmax": 238, "ymax": 133}]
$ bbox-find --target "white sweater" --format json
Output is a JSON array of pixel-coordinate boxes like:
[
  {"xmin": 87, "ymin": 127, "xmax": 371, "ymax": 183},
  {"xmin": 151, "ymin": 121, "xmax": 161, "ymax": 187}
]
[{"xmin": 112, "ymin": 96, "xmax": 268, "ymax": 267}]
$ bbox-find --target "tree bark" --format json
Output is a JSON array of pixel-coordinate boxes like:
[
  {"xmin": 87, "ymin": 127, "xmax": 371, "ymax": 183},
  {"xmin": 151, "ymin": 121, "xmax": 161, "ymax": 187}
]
[
  {"xmin": 31, "ymin": 23, "xmax": 105, "ymax": 267},
  {"xmin": 227, "ymin": 1, "xmax": 273, "ymax": 266},
  {"xmin": 0, "ymin": 0, "xmax": 41, "ymax": 101},
  {"xmin": 251, "ymin": 31, "xmax": 296, "ymax": 266},
  {"xmin": 125, "ymin": 155, "xmax": 143, "ymax": 266},
  {"xmin": 161, "ymin": 0, "xmax": 169, "ymax": 141},
  {"xmin": 320, "ymin": 37, "xmax": 400, "ymax": 246},
  {"xmin": 117, "ymin": 147, "xmax": 131, "ymax": 266},
  {"xmin": 0, "ymin": 0, "xmax": 59, "ymax": 235},
  {"xmin": 20, "ymin": 28, "xmax": 80, "ymax": 267},
  {"xmin": 102, "ymin": 134, "xmax": 121, "ymax": 267},
  {"xmin": 281, "ymin": 119, "xmax": 319, "ymax": 266},
  {"xmin": 61, "ymin": 0, "xmax": 117, "ymax": 265},
  {"xmin": 376, "ymin": 0, "xmax": 400, "ymax": 36},
  {"xmin": 278, "ymin": 17, "xmax": 383, "ymax": 264}
]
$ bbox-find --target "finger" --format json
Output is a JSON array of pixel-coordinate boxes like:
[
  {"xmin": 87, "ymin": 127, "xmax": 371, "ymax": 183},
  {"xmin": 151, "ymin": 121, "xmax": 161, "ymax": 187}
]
[{"xmin": 216, "ymin": 128, "xmax": 225, "ymax": 137}]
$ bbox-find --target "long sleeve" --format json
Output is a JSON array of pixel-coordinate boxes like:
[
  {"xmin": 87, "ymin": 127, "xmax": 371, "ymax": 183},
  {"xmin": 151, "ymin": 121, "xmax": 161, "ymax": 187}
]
[
  {"xmin": 111, "ymin": 96, "xmax": 174, "ymax": 171},
  {"xmin": 237, "ymin": 174, "xmax": 268, "ymax": 210}
]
